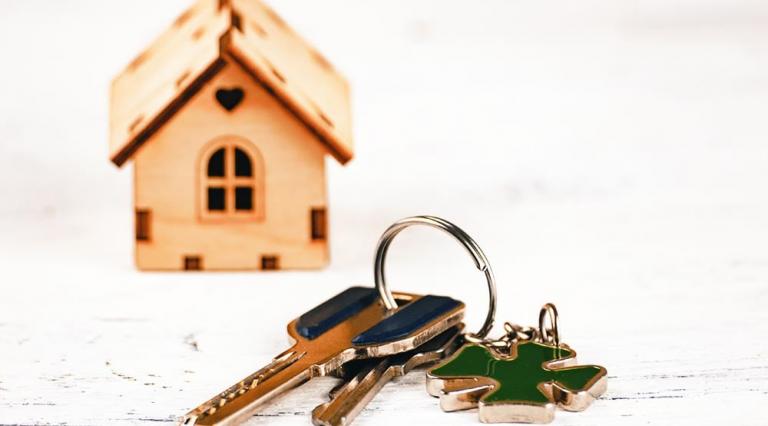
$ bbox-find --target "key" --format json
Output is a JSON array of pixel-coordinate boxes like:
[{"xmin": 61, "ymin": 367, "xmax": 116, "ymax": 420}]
[
  {"xmin": 312, "ymin": 324, "xmax": 465, "ymax": 426},
  {"xmin": 181, "ymin": 286, "xmax": 464, "ymax": 425}
]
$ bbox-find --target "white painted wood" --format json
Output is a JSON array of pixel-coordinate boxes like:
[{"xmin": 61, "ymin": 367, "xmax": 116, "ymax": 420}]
[{"xmin": 1, "ymin": 0, "xmax": 767, "ymax": 424}]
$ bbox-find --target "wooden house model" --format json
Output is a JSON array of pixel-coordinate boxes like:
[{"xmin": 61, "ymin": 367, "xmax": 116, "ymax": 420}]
[{"xmin": 109, "ymin": 0, "xmax": 353, "ymax": 271}]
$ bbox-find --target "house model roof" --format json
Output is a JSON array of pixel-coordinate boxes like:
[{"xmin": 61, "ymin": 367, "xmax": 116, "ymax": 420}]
[{"xmin": 109, "ymin": 0, "xmax": 353, "ymax": 166}]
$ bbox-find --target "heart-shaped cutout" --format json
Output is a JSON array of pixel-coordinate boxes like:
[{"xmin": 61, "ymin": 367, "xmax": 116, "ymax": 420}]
[{"xmin": 215, "ymin": 87, "xmax": 244, "ymax": 112}]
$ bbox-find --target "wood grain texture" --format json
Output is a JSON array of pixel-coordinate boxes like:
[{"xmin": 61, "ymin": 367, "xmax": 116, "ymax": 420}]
[
  {"xmin": 109, "ymin": 0, "xmax": 228, "ymax": 164},
  {"xmin": 2, "ymin": 0, "xmax": 768, "ymax": 424},
  {"xmin": 110, "ymin": 0, "xmax": 357, "ymax": 271},
  {"xmin": 109, "ymin": 0, "xmax": 353, "ymax": 166},
  {"xmin": 133, "ymin": 62, "xmax": 329, "ymax": 270}
]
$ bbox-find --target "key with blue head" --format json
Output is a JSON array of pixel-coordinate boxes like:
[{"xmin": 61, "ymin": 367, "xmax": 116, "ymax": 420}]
[{"xmin": 180, "ymin": 286, "xmax": 464, "ymax": 425}]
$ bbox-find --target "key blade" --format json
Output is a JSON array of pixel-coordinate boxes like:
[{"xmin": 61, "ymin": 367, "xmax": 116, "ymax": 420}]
[
  {"xmin": 312, "ymin": 360, "xmax": 395, "ymax": 426},
  {"xmin": 313, "ymin": 325, "xmax": 464, "ymax": 426},
  {"xmin": 182, "ymin": 289, "xmax": 464, "ymax": 426},
  {"xmin": 181, "ymin": 288, "xmax": 411, "ymax": 426},
  {"xmin": 182, "ymin": 351, "xmax": 313, "ymax": 425}
]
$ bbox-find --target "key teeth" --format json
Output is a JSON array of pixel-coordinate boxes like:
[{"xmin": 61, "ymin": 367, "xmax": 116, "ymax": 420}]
[
  {"xmin": 182, "ymin": 290, "xmax": 464, "ymax": 425},
  {"xmin": 178, "ymin": 415, "xmax": 197, "ymax": 426}
]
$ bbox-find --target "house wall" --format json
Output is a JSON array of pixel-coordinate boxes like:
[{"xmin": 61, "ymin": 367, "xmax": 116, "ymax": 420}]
[{"xmin": 133, "ymin": 62, "xmax": 329, "ymax": 270}]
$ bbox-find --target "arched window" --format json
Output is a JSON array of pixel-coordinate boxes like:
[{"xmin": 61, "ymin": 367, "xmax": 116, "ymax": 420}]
[{"xmin": 199, "ymin": 138, "xmax": 264, "ymax": 221}]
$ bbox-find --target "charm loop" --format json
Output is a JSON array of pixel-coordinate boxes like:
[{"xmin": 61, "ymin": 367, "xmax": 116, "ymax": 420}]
[
  {"xmin": 374, "ymin": 215, "xmax": 497, "ymax": 339},
  {"xmin": 538, "ymin": 302, "xmax": 560, "ymax": 348}
]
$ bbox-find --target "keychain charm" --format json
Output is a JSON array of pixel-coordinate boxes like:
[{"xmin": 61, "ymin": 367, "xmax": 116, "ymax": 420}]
[
  {"xmin": 180, "ymin": 215, "xmax": 607, "ymax": 426},
  {"xmin": 427, "ymin": 304, "xmax": 607, "ymax": 423}
]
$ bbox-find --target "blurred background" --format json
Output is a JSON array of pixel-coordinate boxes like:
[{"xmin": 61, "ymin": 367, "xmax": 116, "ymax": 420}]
[{"xmin": 1, "ymin": 0, "xmax": 767, "ymax": 424}]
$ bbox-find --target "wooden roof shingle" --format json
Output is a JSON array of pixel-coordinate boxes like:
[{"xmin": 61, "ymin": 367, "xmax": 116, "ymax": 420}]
[{"xmin": 109, "ymin": 0, "xmax": 353, "ymax": 166}]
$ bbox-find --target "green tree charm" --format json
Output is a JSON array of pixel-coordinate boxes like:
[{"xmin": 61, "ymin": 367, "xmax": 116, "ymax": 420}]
[{"xmin": 426, "ymin": 341, "xmax": 607, "ymax": 423}]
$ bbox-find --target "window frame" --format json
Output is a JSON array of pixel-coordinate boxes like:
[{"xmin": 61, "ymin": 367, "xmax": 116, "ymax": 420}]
[{"xmin": 198, "ymin": 136, "xmax": 265, "ymax": 222}]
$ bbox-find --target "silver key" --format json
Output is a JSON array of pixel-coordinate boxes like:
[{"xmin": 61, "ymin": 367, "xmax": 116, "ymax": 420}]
[
  {"xmin": 181, "ymin": 287, "xmax": 464, "ymax": 425},
  {"xmin": 312, "ymin": 325, "xmax": 465, "ymax": 426}
]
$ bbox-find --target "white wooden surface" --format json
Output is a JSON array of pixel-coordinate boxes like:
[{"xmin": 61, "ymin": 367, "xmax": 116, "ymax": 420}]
[{"xmin": 1, "ymin": 0, "xmax": 767, "ymax": 424}]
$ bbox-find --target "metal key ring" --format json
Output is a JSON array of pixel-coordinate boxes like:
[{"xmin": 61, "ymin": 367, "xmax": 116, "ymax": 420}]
[
  {"xmin": 538, "ymin": 303, "xmax": 560, "ymax": 348},
  {"xmin": 373, "ymin": 215, "xmax": 497, "ymax": 339}
]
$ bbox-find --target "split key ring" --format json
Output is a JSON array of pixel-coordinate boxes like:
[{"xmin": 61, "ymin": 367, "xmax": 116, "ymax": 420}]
[{"xmin": 373, "ymin": 215, "xmax": 497, "ymax": 340}]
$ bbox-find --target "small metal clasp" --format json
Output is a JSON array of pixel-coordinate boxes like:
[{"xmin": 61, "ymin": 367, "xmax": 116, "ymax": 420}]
[{"xmin": 538, "ymin": 303, "xmax": 560, "ymax": 348}]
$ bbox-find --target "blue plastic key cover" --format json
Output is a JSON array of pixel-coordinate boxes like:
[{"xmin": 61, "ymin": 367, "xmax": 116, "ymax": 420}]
[
  {"xmin": 351, "ymin": 295, "xmax": 462, "ymax": 346},
  {"xmin": 295, "ymin": 287, "xmax": 379, "ymax": 340}
]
